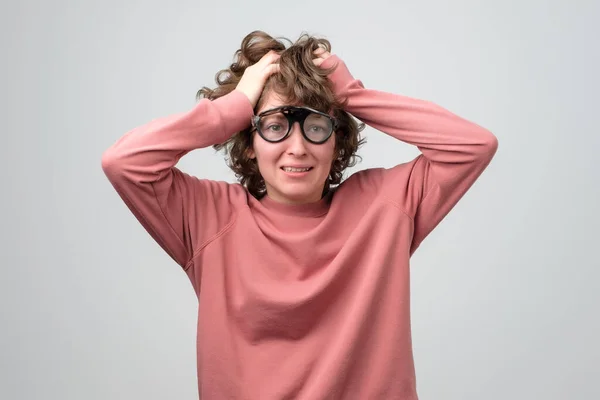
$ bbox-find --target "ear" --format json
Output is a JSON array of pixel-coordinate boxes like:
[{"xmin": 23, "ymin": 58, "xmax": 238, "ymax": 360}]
[{"xmin": 246, "ymin": 148, "xmax": 256, "ymax": 160}]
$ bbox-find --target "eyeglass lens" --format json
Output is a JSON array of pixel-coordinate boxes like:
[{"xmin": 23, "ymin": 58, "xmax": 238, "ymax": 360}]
[{"xmin": 258, "ymin": 111, "xmax": 333, "ymax": 143}]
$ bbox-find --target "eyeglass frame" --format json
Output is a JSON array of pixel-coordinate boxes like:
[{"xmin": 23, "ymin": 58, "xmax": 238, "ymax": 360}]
[{"xmin": 250, "ymin": 105, "xmax": 339, "ymax": 145}]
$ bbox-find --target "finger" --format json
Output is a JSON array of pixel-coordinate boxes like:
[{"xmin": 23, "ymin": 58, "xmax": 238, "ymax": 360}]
[
  {"xmin": 259, "ymin": 50, "xmax": 281, "ymax": 65},
  {"xmin": 266, "ymin": 51, "xmax": 281, "ymax": 63},
  {"xmin": 265, "ymin": 62, "xmax": 280, "ymax": 76},
  {"xmin": 313, "ymin": 47, "xmax": 331, "ymax": 59},
  {"xmin": 312, "ymin": 57, "xmax": 325, "ymax": 67}
]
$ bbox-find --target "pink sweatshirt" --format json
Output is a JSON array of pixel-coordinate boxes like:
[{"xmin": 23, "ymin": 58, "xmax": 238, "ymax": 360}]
[{"xmin": 101, "ymin": 55, "xmax": 498, "ymax": 399}]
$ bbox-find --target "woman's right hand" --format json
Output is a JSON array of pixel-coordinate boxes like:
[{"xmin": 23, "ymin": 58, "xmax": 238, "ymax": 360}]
[{"xmin": 234, "ymin": 50, "xmax": 280, "ymax": 109}]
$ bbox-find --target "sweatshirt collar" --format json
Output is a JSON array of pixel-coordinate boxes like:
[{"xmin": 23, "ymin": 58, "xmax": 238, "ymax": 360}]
[{"xmin": 259, "ymin": 192, "xmax": 331, "ymax": 218}]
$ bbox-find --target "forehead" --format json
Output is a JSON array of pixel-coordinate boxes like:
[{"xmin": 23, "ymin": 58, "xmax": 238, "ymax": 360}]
[{"xmin": 256, "ymin": 90, "xmax": 300, "ymax": 114}]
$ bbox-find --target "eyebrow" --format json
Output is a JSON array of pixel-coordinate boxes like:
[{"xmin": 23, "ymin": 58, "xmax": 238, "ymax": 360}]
[
  {"xmin": 256, "ymin": 105, "xmax": 288, "ymax": 115},
  {"xmin": 256, "ymin": 105, "xmax": 281, "ymax": 114}
]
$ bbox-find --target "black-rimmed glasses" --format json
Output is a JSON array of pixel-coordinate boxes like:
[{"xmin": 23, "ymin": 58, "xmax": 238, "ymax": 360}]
[{"xmin": 251, "ymin": 106, "xmax": 338, "ymax": 144}]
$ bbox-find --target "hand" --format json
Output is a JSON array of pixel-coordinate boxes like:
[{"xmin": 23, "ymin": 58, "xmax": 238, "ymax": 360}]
[
  {"xmin": 312, "ymin": 46, "xmax": 332, "ymax": 66},
  {"xmin": 312, "ymin": 47, "xmax": 357, "ymax": 99},
  {"xmin": 235, "ymin": 50, "xmax": 281, "ymax": 108}
]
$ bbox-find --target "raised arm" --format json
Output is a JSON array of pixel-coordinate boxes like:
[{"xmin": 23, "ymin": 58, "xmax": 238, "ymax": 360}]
[
  {"xmin": 102, "ymin": 51, "xmax": 281, "ymax": 270},
  {"xmin": 319, "ymin": 53, "xmax": 498, "ymax": 253},
  {"xmin": 101, "ymin": 91, "xmax": 254, "ymax": 269}
]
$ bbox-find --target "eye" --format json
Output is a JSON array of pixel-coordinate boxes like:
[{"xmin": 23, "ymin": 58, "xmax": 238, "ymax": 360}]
[{"xmin": 267, "ymin": 124, "xmax": 283, "ymax": 131}]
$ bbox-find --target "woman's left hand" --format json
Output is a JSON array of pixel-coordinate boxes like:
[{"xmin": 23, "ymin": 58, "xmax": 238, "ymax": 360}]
[
  {"xmin": 312, "ymin": 47, "xmax": 357, "ymax": 100},
  {"xmin": 312, "ymin": 46, "xmax": 332, "ymax": 66}
]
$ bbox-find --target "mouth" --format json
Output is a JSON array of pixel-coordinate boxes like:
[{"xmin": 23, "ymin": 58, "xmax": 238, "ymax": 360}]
[
  {"xmin": 280, "ymin": 166, "xmax": 313, "ymax": 173},
  {"xmin": 280, "ymin": 166, "xmax": 313, "ymax": 174}
]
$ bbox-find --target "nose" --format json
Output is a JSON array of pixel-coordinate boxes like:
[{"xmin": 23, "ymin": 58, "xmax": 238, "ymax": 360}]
[{"xmin": 286, "ymin": 122, "xmax": 308, "ymax": 155}]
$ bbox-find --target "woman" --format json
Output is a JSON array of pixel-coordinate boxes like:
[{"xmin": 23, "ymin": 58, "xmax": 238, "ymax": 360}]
[{"xmin": 102, "ymin": 30, "xmax": 498, "ymax": 399}]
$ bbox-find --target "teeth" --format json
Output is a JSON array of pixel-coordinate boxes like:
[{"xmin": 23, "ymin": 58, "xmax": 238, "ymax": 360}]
[{"xmin": 283, "ymin": 167, "xmax": 310, "ymax": 172}]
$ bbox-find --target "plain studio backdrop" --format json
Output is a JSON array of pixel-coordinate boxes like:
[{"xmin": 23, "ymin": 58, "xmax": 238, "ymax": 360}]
[{"xmin": 2, "ymin": 0, "xmax": 598, "ymax": 399}]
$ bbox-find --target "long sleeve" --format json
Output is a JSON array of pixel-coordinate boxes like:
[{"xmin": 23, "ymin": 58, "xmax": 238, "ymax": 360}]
[
  {"xmin": 101, "ymin": 90, "xmax": 254, "ymax": 269},
  {"xmin": 322, "ymin": 55, "xmax": 498, "ymax": 253}
]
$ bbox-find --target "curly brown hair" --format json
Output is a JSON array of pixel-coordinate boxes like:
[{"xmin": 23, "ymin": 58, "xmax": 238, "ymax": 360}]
[{"xmin": 196, "ymin": 30, "xmax": 366, "ymax": 200}]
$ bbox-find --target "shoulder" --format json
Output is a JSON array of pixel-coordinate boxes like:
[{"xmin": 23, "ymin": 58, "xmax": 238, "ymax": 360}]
[
  {"xmin": 185, "ymin": 176, "xmax": 249, "ymax": 205},
  {"xmin": 332, "ymin": 157, "xmax": 427, "ymax": 214},
  {"xmin": 328, "ymin": 167, "xmax": 387, "ymax": 210},
  {"xmin": 338, "ymin": 157, "xmax": 423, "ymax": 194}
]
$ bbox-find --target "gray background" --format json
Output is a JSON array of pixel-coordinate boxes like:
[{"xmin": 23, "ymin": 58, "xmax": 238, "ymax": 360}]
[{"xmin": 2, "ymin": 0, "xmax": 599, "ymax": 399}]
